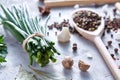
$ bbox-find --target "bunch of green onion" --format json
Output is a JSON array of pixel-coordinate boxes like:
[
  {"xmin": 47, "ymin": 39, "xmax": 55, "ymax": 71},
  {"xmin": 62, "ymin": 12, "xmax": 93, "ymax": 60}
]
[{"xmin": 0, "ymin": 4, "xmax": 60, "ymax": 67}]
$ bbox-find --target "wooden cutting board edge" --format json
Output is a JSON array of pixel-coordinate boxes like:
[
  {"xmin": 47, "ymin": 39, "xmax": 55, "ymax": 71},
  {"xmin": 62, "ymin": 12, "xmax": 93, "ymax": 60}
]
[{"xmin": 44, "ymin": 0, "xmax": 120, "ymax": 7}]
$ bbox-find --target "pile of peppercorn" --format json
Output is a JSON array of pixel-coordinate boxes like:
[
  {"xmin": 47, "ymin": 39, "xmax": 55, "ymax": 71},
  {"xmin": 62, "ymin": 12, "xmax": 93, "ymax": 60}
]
[{"xmin": 73, "ymin": 10, "xmax": 101, "ymax": 31}]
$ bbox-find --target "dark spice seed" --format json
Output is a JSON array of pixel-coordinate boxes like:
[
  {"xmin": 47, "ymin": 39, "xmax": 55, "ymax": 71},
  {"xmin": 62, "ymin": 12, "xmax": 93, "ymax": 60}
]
[
  {"xmin": 118, "ymin": 43, "xmax": 120, "ymax": 47},
  {"xmin": 117, "ymin": 58, "xmax": 119, "ymax": 60},
  {"xmin": 107, "ymin": 40, "xmax": 112, "ymax": 46},
  {"xmin": 59, "ymin": 12, "xmax": 61, "ymax": 17},
  {"xmin": 113, "ymin": 8, "xmax": 117, "ymax": 16},
  {"xmin": 72, "ymin": 43, "xmax": 77, "ymax": 51},
  {"xmin": 114, "ymin": 48, "xmax": 118, "ymax": 53},
  {"xmin": 106, "ymin": 46, "xmax": 108, "ymax": 49},
  {"xmin": 38, "ymin": 6, "xmax": 50, "ymax": 16},
  {"xmin": 106, "ymin": 29, "xmax": 111, "ymax": 33},
  {"xmin": 110, "ymin": 54, "xmax": 114, "ymax": 57},
  {"xmin": 111, "ymin": 34, "xmax": 113, "ymax": 38},
  {"xmin": 47, "ymin": 32, "xmax": 49, "ymax": 36}
]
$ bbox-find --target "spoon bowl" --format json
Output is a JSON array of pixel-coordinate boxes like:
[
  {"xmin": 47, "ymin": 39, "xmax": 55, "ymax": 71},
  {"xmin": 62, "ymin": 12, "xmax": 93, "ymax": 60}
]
[
  {"xmin": 71, "ymin": 8, "xmax": 120, "ymax": 80},
  {"xmin": 71, "ymin": 8, "xmax": 104, "ymax": 41}
]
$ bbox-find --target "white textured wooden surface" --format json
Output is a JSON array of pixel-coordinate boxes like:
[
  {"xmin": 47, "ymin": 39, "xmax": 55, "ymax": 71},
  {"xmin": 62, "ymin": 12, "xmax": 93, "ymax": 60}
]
[{"xmin": 0, "ymin": 0, "xmax": 118, "ymax": 80}]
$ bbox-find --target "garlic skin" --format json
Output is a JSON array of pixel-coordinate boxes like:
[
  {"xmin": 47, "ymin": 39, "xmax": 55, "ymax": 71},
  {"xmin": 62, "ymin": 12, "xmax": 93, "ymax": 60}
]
[
  {"xmin": 62, "ymin": 56, "xmax": 73, "ymax": 69},
  {"xmin": 58, "ymin": 27, "xmax": 70, "ymax": 43},
  {"xmin": 78, "ymin": 60, "xmax": 90, "ymax": 71}
]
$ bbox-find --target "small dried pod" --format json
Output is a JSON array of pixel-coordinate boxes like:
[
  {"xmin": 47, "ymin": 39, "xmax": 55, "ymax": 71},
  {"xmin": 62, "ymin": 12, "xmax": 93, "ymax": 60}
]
[
  {"xmin": 78, "ymin": 60, "xmax": 90, "ymax": 71},
  {"xmin": 62, "ymin": 56, "xmax": 74, "ymax": 69}
]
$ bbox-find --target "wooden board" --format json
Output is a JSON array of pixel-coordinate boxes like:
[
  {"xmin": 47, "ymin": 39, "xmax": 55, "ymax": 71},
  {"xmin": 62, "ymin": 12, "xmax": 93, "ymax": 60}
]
[{"xmin": 44, "ymin": 0, "xmax": 120, "ymax": 7}]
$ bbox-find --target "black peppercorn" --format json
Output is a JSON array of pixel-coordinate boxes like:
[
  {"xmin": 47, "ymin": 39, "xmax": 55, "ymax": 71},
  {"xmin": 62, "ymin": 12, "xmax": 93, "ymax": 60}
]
[
  {"xmin": 107, "ymin": 40, "xmax": 112, "ymax": 46},
  {"xmin": 47, "ymin": 32, "xmax": 49, "ymax": 36},
  {"xmin": 114, "ymin": 48, "xmax": 118, "ymax": 53},
  {"xmin": 118, "ymin": 43, "xmax": 120, "ymax": 47},
  {"xmin": 111, "ymin": 34, "xmax": 113, "ymax": 38},
  {"xmin": 106, "ymin": 46, "xmax": 108, "ymax": 49},
  {"xmin": 72, "ymin": 43, "xmax": 77, "ymax": 51}
]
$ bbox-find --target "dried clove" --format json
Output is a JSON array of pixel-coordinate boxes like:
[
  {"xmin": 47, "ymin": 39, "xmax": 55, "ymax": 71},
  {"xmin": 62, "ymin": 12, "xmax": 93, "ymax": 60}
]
[
  {"xmin": 72, "ymin": 43, "xmax": 77, "ymax": 51},
  {"xmin": 106, "ymin": 46, "xmax": 109, "ymax": 49},
  {"xmin": 111, "ymin": 34, "xmax": 113, "ymax": 38},
  {"xmin": 110, "ymin": 54, "xmax": 116, "ymax": 60},
  {"xmin": 107, "ymin": 40, "xmax": 112, "ymax": 46},
  {"xmin": 38, "ymin": 6, "xmax": 50, "ymax": 16},
  {"xmin": 114, "ymin": 48, "xmax": 118, "ymax": 53},
  {"xmin": 118, "ymin": 43, "xmax": 120, "ymax": 47},
  {"xmin": 47, "ymin": 32, "xmax": 49, "ymax": 36}
]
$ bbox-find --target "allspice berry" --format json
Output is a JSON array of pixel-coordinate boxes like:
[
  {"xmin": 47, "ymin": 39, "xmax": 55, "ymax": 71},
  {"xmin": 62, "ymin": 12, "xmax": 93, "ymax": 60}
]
[
  {"xmin": 62, "ymin": 56, "xmax": 74, "ymax": 69},
  {"xmin": 78, "ymin": 60, "xmax": 90, "ymax": 71}
]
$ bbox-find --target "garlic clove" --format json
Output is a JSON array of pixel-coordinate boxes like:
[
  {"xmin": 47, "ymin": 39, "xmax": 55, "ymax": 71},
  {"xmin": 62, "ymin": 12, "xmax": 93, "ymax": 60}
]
[
  {"xmin": 58, "ymin": 27, "xmax": 70, "ymax": 43},
  {"xmin": 78, "ymin": 60, "xmax": 90, "ymax": 71},
  {"xmin": 115, "ymin": 2, "xmax": 120, "ymax": 12},
  {"xmin": 62, "ymin": 56, "xmax": 73, "ymax": 69}
]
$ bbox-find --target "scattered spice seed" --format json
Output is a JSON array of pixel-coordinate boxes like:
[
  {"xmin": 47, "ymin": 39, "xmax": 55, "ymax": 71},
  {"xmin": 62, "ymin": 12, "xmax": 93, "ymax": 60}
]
[
  {"xmin": 38, "ymin": 6, "xmax": 50, "ymax": 16},
  {"xmin": 106, "ymin": 29, "xmax": 111, "ymax": 33},
  {"xmin": 107, "ymin": 40, "xmax": 112, "ymax": 46},
  {"xmin": 106, "ymin": 46, "xmax": 109, "ymax": 49},
  {"xmin": 117, "ymin": 58, "xmax": 119, "ymax": 60},
  {"xmin": 72, "ymin": 43, "xmax": 77, "ymax": 51},
  {"xmin": 59, "ymin": 12, "xmax": 61, "ymax": 17},
  {"xmin": 111, "ymin": 53, "xmax": 114, "ymax": 57},
  {"xmin": 111, "ymin": 54, "xmax": 116, "ymax": 60},
  {"xmin": 113, "ymin": 8, "xmax": 117, "ymax": 16},
  {"xmin": 111, "ymin": 34, "xmax": 113, "ymax": 38},
  {"xmin": 114, "ymin": 48, "xmax": 118, "ymax": 53},
  {"xmin": 47, "ymin": 32, "xmax": 49, "ymax": 36},
  {"xmin": 102, "ymin": 31, "xmax": 105, "ymax": 37},
  {"xmin": 118, "ymin": 43, "xmax": 120, "ymax": 47}
]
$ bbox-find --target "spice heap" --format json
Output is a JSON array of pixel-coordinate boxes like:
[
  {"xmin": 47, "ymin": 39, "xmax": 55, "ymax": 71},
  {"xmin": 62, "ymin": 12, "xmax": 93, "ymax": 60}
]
[
  {"xmin": 73, "ymin": 10, "xmax": 101, "ymax": 31},
  {"xmin": 48, "ymin": 19, "xmax": 76, "ymax": 33}
]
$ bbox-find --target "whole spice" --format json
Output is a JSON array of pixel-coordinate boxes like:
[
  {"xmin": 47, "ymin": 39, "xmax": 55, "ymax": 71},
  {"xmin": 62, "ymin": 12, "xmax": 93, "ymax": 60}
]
[
  {"xmin": 107, "ymin": 40, "xmax": 112, "ymax": 46},
  {"xmin": 0, "ymin": 35, "xmax": 7, "ymax": 63},
  {"xmin": 111, "ymin": 34, "xmax": 113, "ymax": 38},
  {"xmin": 62, "ymin": 56, "xmax": 74, "ymax": 69},
  {"xmin": 78, "ymin": 60, "xmax": 90, "ymax": 71},
  {"xmin": 0, "ymin": 5, "xmax": 60, "ymax": 67},
  {"xmin": 47, "ymin": 32, "xmax": 49, "ymax": 36},
  {"xmin": 118, "ymin": 43, "xmax": 120, "ymax": 47},
  {"xmin": 72, "ymin": 43, "xmax": 77, "ymax": 51},
  {"xmin": 110, "ymin": 54, "xmax": 116, "ymax": 60},
  {"xmin": 114, "ymin": 48, "xmax": 118, "ymax": 53},
  {"xmin": 73, "ymin": 10, "xmax": 101, "ymax": 31},
  {"xmin": 106, "ymin": 46, "xmax": 109, "ymax": 49},
  {"xmin": 38, "ymin": 6, "xmax": 50, "ymax": 16}
]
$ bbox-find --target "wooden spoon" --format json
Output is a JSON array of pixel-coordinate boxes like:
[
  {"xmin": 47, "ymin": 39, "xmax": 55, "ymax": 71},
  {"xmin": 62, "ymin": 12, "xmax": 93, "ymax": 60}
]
[{"xmin": 71, "ymin": 8, "xmax": 120, "ymax": 80}]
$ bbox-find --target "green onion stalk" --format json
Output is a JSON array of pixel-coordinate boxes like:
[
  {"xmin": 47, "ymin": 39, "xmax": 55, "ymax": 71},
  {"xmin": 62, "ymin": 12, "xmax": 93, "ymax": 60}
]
[
  {"xmin": 0, "ymin": 35, "xmax": 7, "ymax": 63},
  {"xmin": 0, "ymin": 4, "xmax": 60, "ymax": 67}
]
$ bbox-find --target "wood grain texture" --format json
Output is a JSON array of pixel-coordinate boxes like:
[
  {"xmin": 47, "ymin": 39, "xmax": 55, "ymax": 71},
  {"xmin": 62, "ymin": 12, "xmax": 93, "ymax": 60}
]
[{"xmin": 44, "ymin": 0, "xmax": 120, "ymax": 7}]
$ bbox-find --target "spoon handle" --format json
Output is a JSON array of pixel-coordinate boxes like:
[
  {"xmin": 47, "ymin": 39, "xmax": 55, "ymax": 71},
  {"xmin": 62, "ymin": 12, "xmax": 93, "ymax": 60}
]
[{"xmin": 94, "ymin": 37, "xmax": 120, "ymax": 80}]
